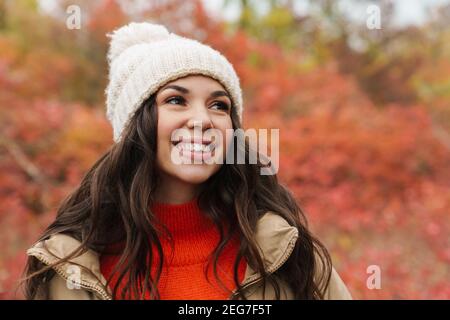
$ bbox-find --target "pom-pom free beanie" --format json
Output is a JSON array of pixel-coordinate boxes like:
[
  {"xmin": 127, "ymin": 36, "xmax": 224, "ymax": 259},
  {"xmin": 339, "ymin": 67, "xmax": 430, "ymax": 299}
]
[{"xmin": 105, "ymin": 22, "xmax": 244, "ymax": 143}]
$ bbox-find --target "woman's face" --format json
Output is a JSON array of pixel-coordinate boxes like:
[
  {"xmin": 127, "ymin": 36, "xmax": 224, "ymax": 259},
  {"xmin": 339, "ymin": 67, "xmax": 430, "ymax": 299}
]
[{"xmin": 155, "ymin": 75, "xmax": 233, "ymax": 191}]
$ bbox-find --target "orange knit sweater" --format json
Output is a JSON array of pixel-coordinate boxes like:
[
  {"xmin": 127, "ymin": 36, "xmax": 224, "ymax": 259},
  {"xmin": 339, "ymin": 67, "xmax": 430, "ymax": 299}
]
[{"xmin": 100, "ymin": 197, "xmax": 247, "ymax": 299}]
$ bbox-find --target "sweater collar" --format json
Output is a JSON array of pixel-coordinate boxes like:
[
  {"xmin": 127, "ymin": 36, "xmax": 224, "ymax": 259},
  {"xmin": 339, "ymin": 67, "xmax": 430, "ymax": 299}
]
[
  {"xmin": 150, "ymin": 197, "xmax": 215, "ymax": 238},
  {"xmin": 149, "ymin": 196, "xmax": 226, "ymax": 266}
]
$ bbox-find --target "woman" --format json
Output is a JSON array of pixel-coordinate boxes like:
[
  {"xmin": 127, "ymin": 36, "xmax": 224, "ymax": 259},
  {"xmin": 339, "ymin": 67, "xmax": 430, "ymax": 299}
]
[{"xmin": 22, "ymin": 22, "xmax": 352, "ymax": 300}]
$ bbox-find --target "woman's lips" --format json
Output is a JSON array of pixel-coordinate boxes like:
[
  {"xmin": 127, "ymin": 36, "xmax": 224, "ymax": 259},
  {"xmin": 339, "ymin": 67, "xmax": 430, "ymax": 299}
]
[{"xmin": 172, "ymin": 141, "xmax": 217, "ymax": 162}]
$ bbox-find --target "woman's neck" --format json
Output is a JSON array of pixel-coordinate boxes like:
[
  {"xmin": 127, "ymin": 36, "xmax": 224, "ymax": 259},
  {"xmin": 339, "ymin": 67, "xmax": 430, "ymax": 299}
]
[{"xmin": 153, "ymin": 172, "xmax": 201, "ymax": 204}]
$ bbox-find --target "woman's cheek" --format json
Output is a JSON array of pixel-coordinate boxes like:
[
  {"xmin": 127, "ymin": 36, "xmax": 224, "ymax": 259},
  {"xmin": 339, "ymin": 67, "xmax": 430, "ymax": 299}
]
[{"xmin": 156, "ymin": 113, "xmax": 175, "ymax": 166}]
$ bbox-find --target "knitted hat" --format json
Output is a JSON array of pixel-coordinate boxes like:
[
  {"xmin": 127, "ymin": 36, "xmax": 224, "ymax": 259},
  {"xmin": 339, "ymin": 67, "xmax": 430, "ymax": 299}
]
[{"xmin": 104, "ymin": 22, "xmax": 243, "ymax": 143}]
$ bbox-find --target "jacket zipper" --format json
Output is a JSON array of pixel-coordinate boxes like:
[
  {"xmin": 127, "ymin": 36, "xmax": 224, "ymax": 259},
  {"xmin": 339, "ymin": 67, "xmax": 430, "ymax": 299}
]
[
  {"xmin": 30, "ymin": 252, "xmax": 112, "ymax": 300},
  {"xmin": 228, "ymin": 235, "xmax": 297, "ymax": 299}
]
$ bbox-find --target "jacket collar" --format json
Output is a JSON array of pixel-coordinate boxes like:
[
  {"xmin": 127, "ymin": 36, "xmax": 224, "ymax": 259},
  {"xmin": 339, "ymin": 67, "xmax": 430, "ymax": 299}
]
[
  {"xmin": 26, "ymin": 211, "xmax": 298, "ymax": 298},
  {"xmin": 241, "ymin": 211, "xmax": 298, "ymax": 285}
]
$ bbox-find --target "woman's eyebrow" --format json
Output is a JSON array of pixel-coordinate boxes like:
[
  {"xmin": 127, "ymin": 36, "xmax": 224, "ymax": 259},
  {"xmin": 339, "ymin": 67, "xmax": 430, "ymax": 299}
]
[
  {"xmin": 160, "ymin": 85, "xmax": 231, "ymax": 100},
  {"xmin": 210, "ymin": 90, "xmax": 231, "ymax": 101},
  {"xmin": 160, "ymin": 85, "xmax": 189, "ymax": 94}
]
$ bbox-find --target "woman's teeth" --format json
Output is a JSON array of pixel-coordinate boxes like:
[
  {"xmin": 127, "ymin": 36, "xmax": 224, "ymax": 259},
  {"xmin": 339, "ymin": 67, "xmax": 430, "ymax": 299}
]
[{"xmin": 175, "ymin": 142, "xmax": 214, "ymax": 152}]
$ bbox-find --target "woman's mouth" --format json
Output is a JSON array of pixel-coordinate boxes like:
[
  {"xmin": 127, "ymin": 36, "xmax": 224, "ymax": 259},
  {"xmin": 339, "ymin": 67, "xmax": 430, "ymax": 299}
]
[{"xmin": 171, "ymin": 139, "xmax": 216, "ymax": 162}]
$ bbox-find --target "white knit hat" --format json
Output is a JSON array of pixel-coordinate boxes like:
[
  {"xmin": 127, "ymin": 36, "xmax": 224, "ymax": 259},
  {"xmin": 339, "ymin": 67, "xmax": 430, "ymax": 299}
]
[{"xmin": 104, "ymin": 22, "xmax": 243, "ymax": 143}]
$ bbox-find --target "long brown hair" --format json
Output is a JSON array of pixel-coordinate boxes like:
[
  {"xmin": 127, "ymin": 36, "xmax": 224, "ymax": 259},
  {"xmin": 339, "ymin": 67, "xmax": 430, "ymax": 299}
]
[{"xmin": 22, "ymin": 92, "xmax": 332, "ymax": 300}]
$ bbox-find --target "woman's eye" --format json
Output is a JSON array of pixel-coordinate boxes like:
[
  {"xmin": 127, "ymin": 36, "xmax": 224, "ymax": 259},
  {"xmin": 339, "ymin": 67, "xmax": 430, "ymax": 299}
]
[
  {"xmin": 166, "ymin": 96, "xmax": 185, "ymax": 105},
  {"xmin": 164, "ymin": 97, "xmax": 229, "ymax": 111},
  {"xmin": 211, "ymin": 101, "xmax": 230, "ymax": 111}
]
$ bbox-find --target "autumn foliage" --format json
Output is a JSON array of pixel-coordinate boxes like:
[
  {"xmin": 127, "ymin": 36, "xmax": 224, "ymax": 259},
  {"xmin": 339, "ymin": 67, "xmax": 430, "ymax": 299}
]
[{"xmin": 0, "ymin": 0, "xmax": 449, "ymax": 299}]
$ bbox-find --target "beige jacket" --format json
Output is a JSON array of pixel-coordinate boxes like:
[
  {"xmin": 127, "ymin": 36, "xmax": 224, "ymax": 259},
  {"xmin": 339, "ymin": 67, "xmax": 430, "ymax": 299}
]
[{"xmin": 26, "ymin": 212, "xmax": 352, "ymax": 300}]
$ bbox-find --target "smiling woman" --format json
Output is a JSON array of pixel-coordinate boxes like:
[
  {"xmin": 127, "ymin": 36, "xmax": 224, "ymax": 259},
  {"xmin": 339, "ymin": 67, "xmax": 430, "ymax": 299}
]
[{"xmin": 21, "ymin": 22, "xmax": 352, "ymax": 300}]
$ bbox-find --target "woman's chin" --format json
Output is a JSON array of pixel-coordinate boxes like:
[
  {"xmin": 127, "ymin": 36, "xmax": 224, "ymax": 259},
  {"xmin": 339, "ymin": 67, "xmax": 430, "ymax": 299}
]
[{"xmin": 172, "ymin": 165, "xmax": 218, "ymax": 184}]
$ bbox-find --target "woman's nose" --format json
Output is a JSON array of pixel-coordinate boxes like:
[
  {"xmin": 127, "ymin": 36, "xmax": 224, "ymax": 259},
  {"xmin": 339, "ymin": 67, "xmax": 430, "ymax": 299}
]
[{"xmin": 186, "ymin": 104, "xmax": 213, "ymax": 130}]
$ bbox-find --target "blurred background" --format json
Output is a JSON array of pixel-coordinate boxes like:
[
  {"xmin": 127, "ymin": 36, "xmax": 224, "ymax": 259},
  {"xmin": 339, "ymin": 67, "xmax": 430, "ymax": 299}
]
[{"xmin": 0, "ymin": 0, "xmax": 449, "ymax": 299}]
